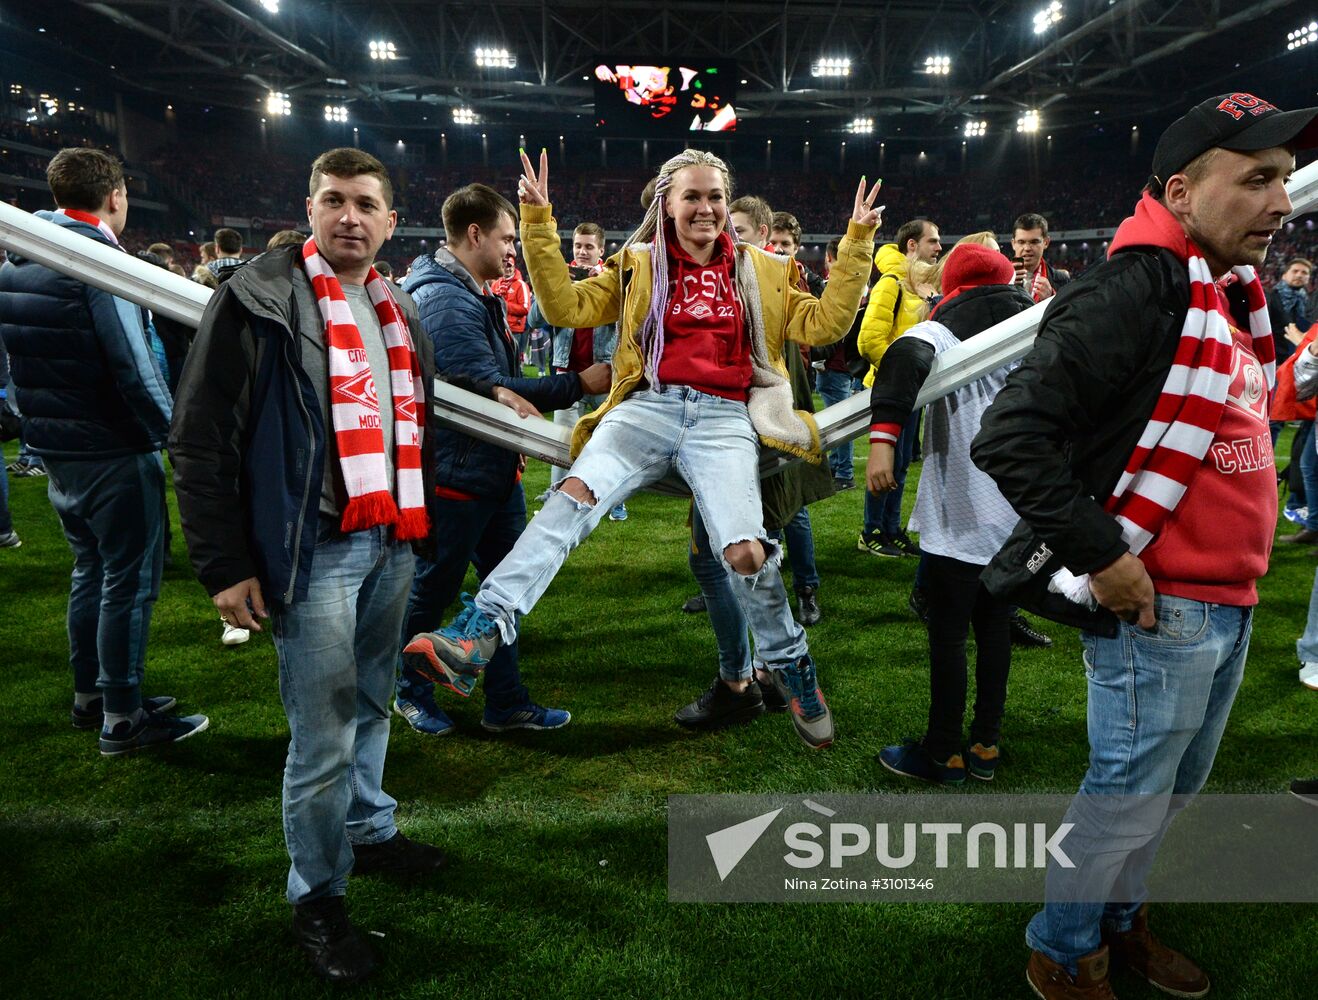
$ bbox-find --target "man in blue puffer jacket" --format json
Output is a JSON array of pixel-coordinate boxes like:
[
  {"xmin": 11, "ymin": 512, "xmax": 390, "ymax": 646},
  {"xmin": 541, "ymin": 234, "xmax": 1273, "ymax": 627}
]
[
  {"xmin": 0, "ymin": 147, "xmax": 207, "ymax": 754},
  {"xmin": 393, "ymin": 182, "xmax": 611, "ymax": 735}
]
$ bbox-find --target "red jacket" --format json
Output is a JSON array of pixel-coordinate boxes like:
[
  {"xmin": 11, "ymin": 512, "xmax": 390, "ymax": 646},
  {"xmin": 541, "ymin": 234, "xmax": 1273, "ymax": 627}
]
[{"xmin": 491, "ymin": 269, "xmax": 531, "ymax": 334}]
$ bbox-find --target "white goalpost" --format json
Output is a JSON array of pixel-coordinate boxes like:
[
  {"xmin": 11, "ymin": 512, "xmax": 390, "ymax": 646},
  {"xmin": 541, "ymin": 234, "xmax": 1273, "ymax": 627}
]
[{"xmin": 2, "ymin": 158, "xmax": 1316, "ymax": 477}]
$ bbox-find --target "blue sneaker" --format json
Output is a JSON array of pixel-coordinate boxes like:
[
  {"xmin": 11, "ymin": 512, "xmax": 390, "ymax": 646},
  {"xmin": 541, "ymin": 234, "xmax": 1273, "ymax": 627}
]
[
  {"xmin": 482, "ymin": 701, "xmax": 571, "ymax": 732},
  {"xmin": 393, "ymin": 689, "xmax": 456, "ymax": 736},
  {"xmin": 770, "ymin": 656, "xmax": 834, "ymax": 749},
  {"xmin": 608, "ymin": 503, "xmax": 628, "ymax": 521},
  {"xmin": 878, "ymin": 739, "xmax": 966, "ymax": 785},
  {"xmin": 1284, "ymin": 505, "xmax": 1308, "ymax": 526},
  {"xmin": 403, "ymin": 593, "xmax": 501, "ymax": 693}
]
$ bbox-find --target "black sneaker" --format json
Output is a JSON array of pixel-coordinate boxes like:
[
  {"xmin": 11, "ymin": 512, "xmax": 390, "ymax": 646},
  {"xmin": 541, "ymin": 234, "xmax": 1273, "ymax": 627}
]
[
  {"xmin": 674, "ymin": 677, "xmax": 765, "ymax": 730},
  {"xmin": 796, "ymin": 586, "xmax": 822, "ymax": 626},
  {"xmin": 98, "ymin": 710, "xmax": 209, "ymax": 756},
  {"xmin": 754, "ymin": 669, "xmax": 788, "ymax": 713},
  {"xmin": 351, "ymin": 831, "xmax": 449, "ymax": 878},
  {"xmin": 833, "ymin": 478, "xmax": 856, "ymax": 492},
  {"xmin": 1291, "ymin": 777, "xmax": 1318, "ymax": 807},
  {"xmin": 889, "ymin": 530, "xmax": 921, "ymax": 558},
  {"xmin": 681, "ymin": 594, "xmax": 707, "ymax": 614},
  {"xmin": 1010, "ymin": 613, "xmax": 1053, "ymax": 648},
  {"xmin": 72, "ymin": 694, "xmax": 178, "ymax": 730},
  {"xmin": 908, "ymin": 586, "xmax": 930, "ymax": 625},
  {"xmin": 857, "ymin": 529, "xmax": 902, "ymax": 558},
  {"xmin": 291, "ymin": 896, "xmax": 377, "ymax": 984}
]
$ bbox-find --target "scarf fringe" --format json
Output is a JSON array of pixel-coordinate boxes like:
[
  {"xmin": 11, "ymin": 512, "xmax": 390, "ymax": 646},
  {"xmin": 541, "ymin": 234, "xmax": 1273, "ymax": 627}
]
[{"xmin": 340, "ymin": 492, "xmax": 401, "ymax": 534}]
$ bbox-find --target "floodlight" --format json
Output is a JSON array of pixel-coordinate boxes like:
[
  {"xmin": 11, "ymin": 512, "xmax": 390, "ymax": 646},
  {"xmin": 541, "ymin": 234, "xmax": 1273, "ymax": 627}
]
[
  {"xmin": 1016, "ymin": 109, "xmax": 1040, "ymax": 133},
  {"xmin": 324, "ymin": 105, "xmax": 348, "ymax": 123},
  {"xmin": 849, "ymin": 117, "xmax": 874, "ymax": 134},
  {"xmin": 266, "ymin": 91, "xmax": 291, "ymax": 116},
  {"xmin": 811, "ymin": 57, "xmax": 851, "ymax": 78},
  {"xmin": 964, "ymin": 120, "xmax": 987, "ymax": 138},
  {"xmin": 474, "ymin": 46, "xmax": 516, "ymax": 69},
  {"xmin": 1033, "ymin": 2, "xmax": 1063, "ymax": 34},
  {"xmin": 369, "ymin": 40, "xmax": 398, "ymax": 60},
  {"xmin": 924, "ymin": 55, "xmax": 951, "ymax": 75}
]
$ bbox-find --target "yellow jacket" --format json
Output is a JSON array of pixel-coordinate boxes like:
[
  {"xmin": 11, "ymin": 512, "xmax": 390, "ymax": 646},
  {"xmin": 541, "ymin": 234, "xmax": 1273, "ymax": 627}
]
[
  {"xmin": 519, "ymin": 203, "xmax": 875, "ymax": 462},
  {"xmin": 856, "ymin": 243, "xmax": 927, "ymax": 386}
]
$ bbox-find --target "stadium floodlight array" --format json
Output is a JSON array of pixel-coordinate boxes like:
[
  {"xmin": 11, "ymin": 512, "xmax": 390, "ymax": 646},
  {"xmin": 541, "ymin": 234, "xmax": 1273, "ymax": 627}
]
[
  {"xmin": 3, "ymin": 158, "xmax": 1316, "ymax": 477},
  {"xmin": 452, "ymin": 107, "xmax": 479, "ymax": 125},
  {"xmin": 811, "ymin": 57, "xmax": 851, "ymax": 78},
  {"xmin": 964, "ymin": 120, "xmax": 987, "ymax": 138},
  {"xmin": 1033, "ymin": 1, "xmax": 1064, "ymax": 33},
  {"xmin": 924, "ymin": 55, "xmax": 951, "ymax": 76},
  {"xmin": 323, "ymin": 105, "xmax": 348, "ymax": 123},
  {"xmin": 8, "ymin": 83, "xmax": 21, "ymax": 96},
  {"xmin": 474, "ymin": 46, "xmax": 516, "ymax": 69},
  {"xmin": 1287, "ymin": 22, "xmax": 1318, "ymax": 50},
  {"xmin": 266, "ymin": 92, "xmax": 291, "ymax": 116},
  {"xmin": 369, "ymin": 40, "xmax": 397, "ymax": 61},
  {"xmin": 1016, "ymin": 109, "xmax": 1040, "ymax": 133},
  {"xmin": 259, "ymin": 0, "xmax": 279, "ymax": 13},
  {"xmin": 849, "ymin": 117, "xmax": 874, "ymax": 134}
]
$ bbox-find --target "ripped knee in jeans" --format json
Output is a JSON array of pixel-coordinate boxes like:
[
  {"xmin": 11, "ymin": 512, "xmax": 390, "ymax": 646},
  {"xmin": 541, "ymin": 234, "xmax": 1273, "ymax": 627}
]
[
  {"xmin": 723, "ymin": 537, "xmax": 778, "ymax": 577},
  {"xmin": 558, "ymin": 477, "xmax": 598, "ymax": 511}
]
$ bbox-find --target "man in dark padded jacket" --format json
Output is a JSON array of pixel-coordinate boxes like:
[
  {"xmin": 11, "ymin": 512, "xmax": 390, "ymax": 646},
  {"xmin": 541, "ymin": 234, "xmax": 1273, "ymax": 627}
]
[{"xmin": 973, "ymin": 95, "xmax": 1317, "ymax": 1000}]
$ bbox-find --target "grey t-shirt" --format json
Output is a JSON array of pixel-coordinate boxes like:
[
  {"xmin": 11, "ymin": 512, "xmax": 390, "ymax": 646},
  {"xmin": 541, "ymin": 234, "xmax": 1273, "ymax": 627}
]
[{"xmin": 294, "ymin": 275, "xmax": 397, "ymax": 516}]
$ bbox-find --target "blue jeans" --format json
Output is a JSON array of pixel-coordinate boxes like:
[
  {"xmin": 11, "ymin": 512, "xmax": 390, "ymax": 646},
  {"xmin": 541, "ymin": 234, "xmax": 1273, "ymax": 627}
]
[
  {"xmin": 45, "ymin": 454, "xmax": 165, "ymax": 713},
  {"xmin": 273, "ymin": 522, "xmax": 415, "ymax": 905},
  {"xmin": 817, "ymin": 370, "xmax": 862, "ymax": 481},
  {"xmin": 1301, "ymin": 424, "xmax": 1318, "ymax": 531},
  {"xmin": 397, "ymin": 486, "xmax": 531, "ymax": 711},
  {"xmin": 549, "ymin": 391, "xmax": 607, "ymax": 489},
  {"xmin": 1286, "ymin": 422, "xmax": 1314, "ymax": 515},
  {"xmin": 863, "ymin": 410, "xmax": 919, "ymax": 535},
  {"xmin": 1026, "ymin": 595, "xmax": 1251, "ymax": 972},
  {"xmin": 689, "ymin": 509, "xmax": 752, "ymax": 683},
  {"xmin": 476, "ymin": 387, "xmax": 808, "ymax": 670},
  {"xmin": 0, "ymin": 454, "xmax": 11, "ymax": 535},
  {"xmin": 774, "ymin": 505, "xmax": 820, "ymax": 591},
  {"xmin": 1295, "ymin": 565, "xmax": 1318, "ymax": 663}
]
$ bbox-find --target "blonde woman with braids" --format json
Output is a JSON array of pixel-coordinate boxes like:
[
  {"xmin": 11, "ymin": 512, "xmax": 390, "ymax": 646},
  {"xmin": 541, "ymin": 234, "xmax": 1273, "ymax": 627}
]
[{"xmin": 404, "ymin": 148, "xmax": 880, "ymax": 748}]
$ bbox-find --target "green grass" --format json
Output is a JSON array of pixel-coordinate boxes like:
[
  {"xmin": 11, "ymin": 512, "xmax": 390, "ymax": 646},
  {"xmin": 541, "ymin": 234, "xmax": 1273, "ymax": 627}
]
[{"xmin": 1, "ymin": 423, "xmax": 1315, "ymax": 999}]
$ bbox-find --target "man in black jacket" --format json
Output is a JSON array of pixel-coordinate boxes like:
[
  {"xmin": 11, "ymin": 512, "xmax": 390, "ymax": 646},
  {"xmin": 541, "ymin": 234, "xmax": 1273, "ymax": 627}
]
[
  {"xmin": 974, "ymin": 95, "xmax": 1317, "ymax": 1000},
  {"xmin": 1010, "ymin": 211, "xmax": 1071, "ymax": 303},
  {"xmin": 170, "ymin": 149, "xmax": 532, "ymax": 985}
]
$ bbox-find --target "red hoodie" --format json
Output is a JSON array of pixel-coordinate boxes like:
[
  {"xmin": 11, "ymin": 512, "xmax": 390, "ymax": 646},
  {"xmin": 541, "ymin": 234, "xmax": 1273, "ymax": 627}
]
[
  {"xmin": 1106, "ymin": 196, "xmax": 1274, "ymax": 605},
  {"xmin": 491, "ymin": 269, "xmax": 530, "ymax": 334},
  {"xmin": 656, "ymin": 222, "xmax": 751, "ymax": 401}
]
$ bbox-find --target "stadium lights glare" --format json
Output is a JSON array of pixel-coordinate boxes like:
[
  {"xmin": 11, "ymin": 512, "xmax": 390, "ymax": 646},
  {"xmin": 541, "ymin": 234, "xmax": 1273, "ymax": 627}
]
[
  {"xmin": 1033, "ymin": 2, "xmax": 1063, "ymax": 34},
  {"xmin": 811, "ymin": 57, "xmax": 851, "ymax": 78},
  {"xmin": 849, "ymin": 117, "xmax": 874, "ymax": 134},
  {"xmin": 452, "ymin": 107, "xmax": 479, "ymax": 125},
  {"xmin": 964, "ymin": 120, "xmax": 987, "ymax": 138},
  {"xmin": 259, "ymin": 0, "xmax": 279, "ymax": 13},
  {"xmin": 474, "ymin": 46, "xmax": 516, "ymax": 69},
  {"xmin": 9, "ymin": 83, "xmax": 22, "ymax": 96},
  {"xmin": 369, "ymin": 40, "xmax": 398, "ymax": 61},
  {"xmin": 924, "ymin": 55, "xmax": 951, "ymax": 75},
  {"xmin": 1287, "ymin": 22, "xmax": 1318, "ymax": 50},
  {"xmin": 324, "ymin": 105, "xmax": 348, "ymax": 123},
  {"xmin": 1016, "ymin": 109, "xmax": 1040, "ymax": 133},
  {"xmin": 266, "ymin": 91, "xmax": 291, "ymax": 116}
]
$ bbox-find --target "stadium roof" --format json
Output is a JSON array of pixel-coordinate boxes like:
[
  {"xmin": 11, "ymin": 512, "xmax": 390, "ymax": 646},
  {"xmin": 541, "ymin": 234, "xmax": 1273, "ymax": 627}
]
[{"xmin": 7, "ymin": 0, "xmax": 1318, "ymax": 139}]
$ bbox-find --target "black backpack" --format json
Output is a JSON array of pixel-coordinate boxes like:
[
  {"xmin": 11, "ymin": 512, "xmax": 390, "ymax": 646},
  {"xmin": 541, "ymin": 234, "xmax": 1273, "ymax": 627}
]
[{"xmin": 844, "ymin": 273, "xmax": 902, "ymax": 378}]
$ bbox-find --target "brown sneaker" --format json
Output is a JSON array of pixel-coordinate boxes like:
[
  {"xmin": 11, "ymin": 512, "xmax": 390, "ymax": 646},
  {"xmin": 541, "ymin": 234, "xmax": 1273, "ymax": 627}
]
[
  {"xmin": 1026, "ymin": 945, "xmax": 1118, "ymax": 1000},
  {"xmin": 1102, "ymin": 905, "xmax": 1210, "ymax": 998}
]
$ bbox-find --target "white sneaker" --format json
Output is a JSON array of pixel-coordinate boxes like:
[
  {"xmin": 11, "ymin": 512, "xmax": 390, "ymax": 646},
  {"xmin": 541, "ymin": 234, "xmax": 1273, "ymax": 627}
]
[
  {"xmin": 221, "ymin": 619, "xmax": 251, "ymax": 646},
  {"xmin": 1300, "ymin": 661, "xmax": 1318, "ymax": 690}
]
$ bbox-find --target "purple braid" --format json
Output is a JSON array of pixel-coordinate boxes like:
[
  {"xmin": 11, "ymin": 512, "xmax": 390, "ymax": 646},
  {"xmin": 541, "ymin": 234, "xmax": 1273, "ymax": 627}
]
[{"xmin": 638, "ymin": 174, "xmax": 672, "ymax": 390}]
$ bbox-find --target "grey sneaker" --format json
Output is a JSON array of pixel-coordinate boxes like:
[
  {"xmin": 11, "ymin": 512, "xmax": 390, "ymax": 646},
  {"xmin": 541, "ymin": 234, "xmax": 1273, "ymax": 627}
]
[
  {"xmin": 0, "ymin": 530, "xmax": 20, "ymax": 549},
  {"xmin": 770, "ymin": 656, "xmax": 834, "ymax": 749},
  {"xmin": 402, "ymin": 593, "xmax": 500, "ymax": 692}
]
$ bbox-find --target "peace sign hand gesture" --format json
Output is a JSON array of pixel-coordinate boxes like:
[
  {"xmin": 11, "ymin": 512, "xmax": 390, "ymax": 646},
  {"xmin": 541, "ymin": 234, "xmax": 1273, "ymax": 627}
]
[
  {"xmin": 850, "ymin": 176, "xmax": 884, "ymax": 227},
  {"xmin": 518, "ymin": 148, "xmax": 550, "ymax": 207}
]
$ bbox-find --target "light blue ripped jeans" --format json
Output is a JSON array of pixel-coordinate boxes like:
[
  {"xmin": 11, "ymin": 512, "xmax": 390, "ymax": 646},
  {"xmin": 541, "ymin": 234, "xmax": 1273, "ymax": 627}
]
[{"xmin": 474, "ymin": 386, "xmax": 809, "ymax": 670}]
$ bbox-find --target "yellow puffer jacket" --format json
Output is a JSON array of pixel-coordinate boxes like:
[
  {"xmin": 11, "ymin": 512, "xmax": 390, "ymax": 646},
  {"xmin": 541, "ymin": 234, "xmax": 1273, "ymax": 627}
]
[
  {"xmin": 856, "ymin": 243, "xmax": 927, "ymax": 387},
  {"xmin": 519, "ymin": 203, "xmax": 876, "ymax": 462}
]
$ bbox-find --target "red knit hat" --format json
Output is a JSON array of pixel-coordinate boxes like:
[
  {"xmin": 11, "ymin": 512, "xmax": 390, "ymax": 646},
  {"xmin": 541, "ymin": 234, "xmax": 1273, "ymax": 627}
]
[{"xmin": 933, "ymin": 242, "xmax": 1016, "ymax": 316}]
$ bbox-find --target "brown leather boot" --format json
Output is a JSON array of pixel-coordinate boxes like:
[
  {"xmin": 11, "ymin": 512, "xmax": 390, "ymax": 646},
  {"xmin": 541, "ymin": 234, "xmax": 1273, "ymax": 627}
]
[
  {"xmin": 1102, "ymin": 904, "xmax": 1210, "ymax": 997},
  {"xmin": 1026, "ymin": 945, "xmax": 1118, "ymax": 999}
]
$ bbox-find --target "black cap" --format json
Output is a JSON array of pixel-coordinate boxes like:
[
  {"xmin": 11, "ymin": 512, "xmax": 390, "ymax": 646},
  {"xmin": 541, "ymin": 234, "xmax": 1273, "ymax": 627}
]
[{"xmin": 1149, "ymin": 93, "xmax": 1318, "ymax": 195}]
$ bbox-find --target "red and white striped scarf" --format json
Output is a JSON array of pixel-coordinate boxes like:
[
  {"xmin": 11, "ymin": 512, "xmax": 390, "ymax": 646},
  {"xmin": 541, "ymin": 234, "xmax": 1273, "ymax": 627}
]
[
  {"xmin": 57, "ymin": 208, "xmax": 120, "ymax": 247},
  {"xmin": 301, "ymin": 237, "xmax": 430, "ymax": 541},
  {"xmin": 1052, "ymin": 194, "xmax": 1274, "ymax": 604}
]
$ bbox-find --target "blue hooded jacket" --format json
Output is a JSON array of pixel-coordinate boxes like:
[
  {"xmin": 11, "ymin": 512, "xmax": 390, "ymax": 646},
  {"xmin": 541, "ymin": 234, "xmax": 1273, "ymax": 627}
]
[
  {"xmin": 0, "ymin": 211, "xmax": 172, "ymax": 458},
  {"xmin": 403, "ymin": 251, "xmax": 583, "ymax": 499}
]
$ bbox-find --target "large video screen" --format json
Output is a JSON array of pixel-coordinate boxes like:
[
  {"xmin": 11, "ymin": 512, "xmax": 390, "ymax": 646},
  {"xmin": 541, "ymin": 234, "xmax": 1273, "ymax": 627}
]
[{"xmin": 594, "ymin": 60, "xmax": 737, "ymax": 134}]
